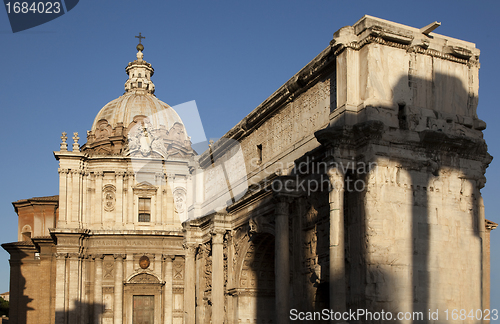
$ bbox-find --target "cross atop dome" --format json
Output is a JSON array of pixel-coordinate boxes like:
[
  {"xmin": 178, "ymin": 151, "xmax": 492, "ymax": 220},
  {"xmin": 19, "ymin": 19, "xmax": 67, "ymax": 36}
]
[
  {"xmin": 135, "ymin": 32, "xmax": 145, "ymax": 44},
  {"xmin": 135, "ymin": 32, "xmax": 145, "ymax": 52}
]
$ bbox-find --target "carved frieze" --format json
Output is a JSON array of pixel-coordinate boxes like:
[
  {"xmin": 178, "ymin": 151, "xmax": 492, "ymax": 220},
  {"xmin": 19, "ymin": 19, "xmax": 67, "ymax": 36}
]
[
  {"xmin": 89, "ymin": 238, "xmax": 182, "ymax": 247},
  {"xmin": 56, "ymin": 236, "xmax": 82, "ymax": 246},
  {"xmin": 204, "ymin": 258, "xmax": 212, "ymax": 291}
]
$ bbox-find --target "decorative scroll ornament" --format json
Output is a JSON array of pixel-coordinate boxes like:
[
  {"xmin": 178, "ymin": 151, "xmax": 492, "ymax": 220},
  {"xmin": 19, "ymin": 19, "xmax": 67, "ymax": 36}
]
[
  {"xmin": 103, "ymin": 185, "xmax": 116, "ymax": 212},
  {"xmin": 174, "ymin": 188, "xmax": 187, "ymax": 214}
]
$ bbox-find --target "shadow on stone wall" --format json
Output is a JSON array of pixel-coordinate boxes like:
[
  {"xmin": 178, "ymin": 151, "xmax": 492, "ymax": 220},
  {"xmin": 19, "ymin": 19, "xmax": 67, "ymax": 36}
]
[
  {"xmin": 0, "ymin": 245, "xmax": 34, "ymax": 324},
  {"xmin": 314, "ymin": 71, "xmax": 489, "ymax": 322},
  {"xmin": 249, "ymin": 233, "xmax": 276, "ymax": 323},
  {"xmin": 2, "ymin": 243, "xmax": 106, "ymax": 324},
  {"xmin": 54, "ymin": 300, "xmax": 105, "ymax": 324}
]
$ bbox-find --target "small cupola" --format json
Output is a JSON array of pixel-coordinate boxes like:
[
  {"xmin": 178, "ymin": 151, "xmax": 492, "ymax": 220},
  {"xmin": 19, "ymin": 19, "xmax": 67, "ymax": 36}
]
[{"xmin": 124, "ymin": 33, "xmax": 155, "ymax": 94}]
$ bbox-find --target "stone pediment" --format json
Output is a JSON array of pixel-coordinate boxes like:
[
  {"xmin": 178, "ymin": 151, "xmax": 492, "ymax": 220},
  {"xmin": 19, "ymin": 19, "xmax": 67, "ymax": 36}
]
[
  {"xmin": 132, "ymin": 182, "xmax": 158, "ymax": 196},
  {"xmin": 126, "ymin": 271, "xmax": 163, "ymax": 285}
]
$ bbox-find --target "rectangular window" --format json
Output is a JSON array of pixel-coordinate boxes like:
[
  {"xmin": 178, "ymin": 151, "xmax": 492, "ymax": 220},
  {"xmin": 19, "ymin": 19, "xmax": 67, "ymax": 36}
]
[
  {"xmin": 257, "ymin": 144, "xmax": 263, "ymax": 164},
  {"xmin": 138, "ymin": 198, "xmax": 151, "ymax": 222}
]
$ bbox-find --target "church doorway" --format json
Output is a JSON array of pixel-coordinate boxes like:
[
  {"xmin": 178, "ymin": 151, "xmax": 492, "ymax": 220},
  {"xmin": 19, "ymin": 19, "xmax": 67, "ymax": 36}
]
[
  {"xmin": 124, "ymin": 272, "xmax": 163, "ymax": 324},
  {"xmin": 133, "ymin": 295, "xmax": 154, "ymax": 324}
]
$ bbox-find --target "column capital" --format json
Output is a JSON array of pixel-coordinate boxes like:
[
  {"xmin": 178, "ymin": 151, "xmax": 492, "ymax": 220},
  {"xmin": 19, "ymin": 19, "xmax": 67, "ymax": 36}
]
[
  {"xmin": 54, "ymin": 252, "xmax": 68, "ymax": 259},
  {"xmin": 272, "ymin": 175, "xmax": 304, "ymax": 197},
  {"xmin": 183, "ymin": 243, "xmax": 198, "ymax": 255},
  {"xmin": 67, "ymin": 252, "xmax": 81, "ymax": 259},
  {"xmin": 91, "ymin": 254, "xmax": 104, "ymax": 260},
  {"xmin": 162, "ymin": 254, "xmax": 175, "ymax": 261},
  {"xmin": 273, "ymin": 195, "xmax": 292, "ymax": 217},
  {"xmin": 327, "ymin": 167, "xmax": 345, "ymax": 190},
  {"xmin": 211, "ymin": 228, "xmax": 226, "ymax": 244},
  {"xmin": 113, "ymin": 253, "xmax": 126, "ymax": 260}
]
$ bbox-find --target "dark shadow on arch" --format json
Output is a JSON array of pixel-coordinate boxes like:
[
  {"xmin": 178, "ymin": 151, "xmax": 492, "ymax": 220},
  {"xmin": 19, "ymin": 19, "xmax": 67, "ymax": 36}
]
[{"xmin": 246, "ymin": 232, "xmax": 276, "ymax": 323}]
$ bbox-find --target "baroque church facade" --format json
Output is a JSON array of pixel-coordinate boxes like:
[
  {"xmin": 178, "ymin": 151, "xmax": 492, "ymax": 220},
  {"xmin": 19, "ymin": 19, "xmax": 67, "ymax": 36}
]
[{"xmin": 3, "ymin": 16, "xmax": 497, "ymax": 324}]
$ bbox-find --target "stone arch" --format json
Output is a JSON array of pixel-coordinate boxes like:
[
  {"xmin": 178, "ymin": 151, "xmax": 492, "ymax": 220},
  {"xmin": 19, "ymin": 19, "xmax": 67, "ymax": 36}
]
[
  {"xmin": 233, "ymin": 232, "xmax": 275, "ymax": 322},
  {"xmin": 236, "ymin": 233, "xmax": 275, "ymax": 290}
]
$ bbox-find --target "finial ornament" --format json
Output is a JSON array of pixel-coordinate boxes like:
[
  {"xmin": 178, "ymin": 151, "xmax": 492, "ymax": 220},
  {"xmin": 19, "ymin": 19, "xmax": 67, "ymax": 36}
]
[
  {"xmin": 72, "ymin": 132, "xmax": 80, "ymax": 152},
  {"xmin": 60, "ymin": 132, "xmax": 68, "ymax": 151}
]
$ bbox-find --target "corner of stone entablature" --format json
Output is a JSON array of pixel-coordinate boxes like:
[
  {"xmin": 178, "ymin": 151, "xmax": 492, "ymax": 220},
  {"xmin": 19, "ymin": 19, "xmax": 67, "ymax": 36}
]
[
  {"xmin": 53, "ymin": 150, "xmax": 86, "ymax": 161},
  {"xmin": 338, "ymin": 15, "xmax": 480, "ymax": 64},
  {"xmin": 331, "ymin": 26, "xmax": 357, "ymax": 49}
]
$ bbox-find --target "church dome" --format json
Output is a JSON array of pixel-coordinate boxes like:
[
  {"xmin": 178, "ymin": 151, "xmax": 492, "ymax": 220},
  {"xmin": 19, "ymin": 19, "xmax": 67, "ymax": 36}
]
[
  {"xmin": 91, "ymin": 92, "xmax": 184, "ymax": 135},
  {"xmin": 84, "ymin": 42, "xmax": 194, "ymax": 158}
]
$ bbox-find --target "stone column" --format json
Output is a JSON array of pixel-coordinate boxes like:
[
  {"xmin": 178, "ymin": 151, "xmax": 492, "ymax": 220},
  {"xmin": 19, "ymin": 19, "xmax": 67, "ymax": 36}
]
[
  {"xmin": 83, "ymin": 172, "xmax": 90, "ymax": 226},
  {"xmin": 327, "ymin": 168, "xmax": 346, "ymax": 314},
  {"xmin": 71, "ymin": 170, "xmax": 81, "ymax": 225},
  {"xmin": 211, "ymin": 229, "xmax": 225, "ymax": 324},
  {"xmin": 114, "ymin": 254, "xmax": 125, "ymax": 324},
  {"xmin": 127, "ymin": 172, "xmax": 134, "ymax": 226},
  {"xmin": 163, "ymin": 255, "xmax": 173, "ymax": 324},
  {"xmin": 67, "ymin": 170, "xmax": 73, "ymax": 224},
  {"xmin": 54, "ymin": 253, "xmax": 67, "ymax": 324},
  {"xmin": 68, "ymin": 253, "xmax": 81, "ymax": 324},
  {"xmin": 95, "ymin": 172, "xmax": 104, "ymax": 226},
  {"xmin": 80, "ymin": 255, "xmax": 89, "ymax": 324},
  {"xmin": 93, "ymin": 254, "xmax": 104, "ymax": 324},
  {"xmin": 155, "ymin": 173, "xmax": 163, "ymax": 225},
  {"xmin": 58, "ymin": 169, "xmax": 68, "ymax": 226},
  {"xmin": 116, "ymin": 172, "xmax": 124, "ymax": 225},
  {"xmin": 183, "ymin": 244, "xmax": 197, "ymax": 324},
  {"xmin": 167, "ymin": 174, "xmax": 175, "ymax": 226},
  {"xmin": 274, "ymin": 196, "xmax": 290, "ymax": 324}
]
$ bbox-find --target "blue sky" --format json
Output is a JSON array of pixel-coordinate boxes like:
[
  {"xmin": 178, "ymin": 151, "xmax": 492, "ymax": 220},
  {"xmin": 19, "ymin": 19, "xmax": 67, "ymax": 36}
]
[{"xmin": 0, "ymin": 0, "xmax": 499, "ymax": 311}]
